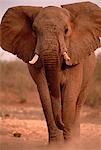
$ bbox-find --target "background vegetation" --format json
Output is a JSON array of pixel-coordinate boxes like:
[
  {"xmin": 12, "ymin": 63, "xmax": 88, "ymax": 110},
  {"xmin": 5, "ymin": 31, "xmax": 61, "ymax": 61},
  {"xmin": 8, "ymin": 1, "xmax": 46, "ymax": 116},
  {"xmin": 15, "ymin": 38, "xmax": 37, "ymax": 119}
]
[{"xmin": 0, "ymin": 54, "xmax": 101, "ymax": 107}]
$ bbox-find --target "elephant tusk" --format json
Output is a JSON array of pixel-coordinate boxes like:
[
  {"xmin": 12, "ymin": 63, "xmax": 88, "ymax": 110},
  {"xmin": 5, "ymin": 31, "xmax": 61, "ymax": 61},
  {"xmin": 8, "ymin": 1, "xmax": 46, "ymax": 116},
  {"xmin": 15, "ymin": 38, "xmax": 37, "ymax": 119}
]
[
  {"xmin": 65, "ymin": 60, "xmax": 72, "ymax": 66},
  {"xmin": 99, "ymin": 37, "xmax": 101, "ymax": 46},
  {"xmin": 29, "ymin": 54, "xmax": 39, "ymax": 64},
  {"xmin": 63, "ymin": 52, "xmax": 72, "ymax": 66},
  {"xmin": 63, "ymin": 51, "xmax": 70, "ymax": 60}
]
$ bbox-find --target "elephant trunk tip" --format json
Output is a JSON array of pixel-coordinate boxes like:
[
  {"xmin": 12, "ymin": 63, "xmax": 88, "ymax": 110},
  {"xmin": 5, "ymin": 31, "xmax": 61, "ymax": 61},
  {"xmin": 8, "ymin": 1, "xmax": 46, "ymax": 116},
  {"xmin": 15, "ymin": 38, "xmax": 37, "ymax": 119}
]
[{"xmin": 55, "ymin": 115, "xmax": 64, "ymax": 130}]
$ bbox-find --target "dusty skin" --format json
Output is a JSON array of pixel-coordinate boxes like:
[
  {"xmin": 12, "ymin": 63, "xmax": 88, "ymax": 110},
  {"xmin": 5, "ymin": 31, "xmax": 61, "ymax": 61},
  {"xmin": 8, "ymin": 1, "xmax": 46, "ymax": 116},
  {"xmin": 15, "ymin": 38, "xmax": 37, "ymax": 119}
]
[{"xmin": 0, "ymin": 91, "xmax": 101, "ymax": 150}]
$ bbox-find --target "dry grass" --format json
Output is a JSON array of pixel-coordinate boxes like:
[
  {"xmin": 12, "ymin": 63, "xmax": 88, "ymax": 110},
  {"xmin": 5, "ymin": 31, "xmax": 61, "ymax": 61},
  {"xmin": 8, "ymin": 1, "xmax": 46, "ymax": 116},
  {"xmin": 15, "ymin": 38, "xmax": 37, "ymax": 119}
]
[
  {"xmin": 0, "ymin": 60, "xmax": 36, "ymax": 103},
  {"xmin": 0, "ymin": 60, "xmax": 36, "ymax": 92},
  {"xmin": 0, "ymin": 55, "xmax": 101, "ymax": 107}
]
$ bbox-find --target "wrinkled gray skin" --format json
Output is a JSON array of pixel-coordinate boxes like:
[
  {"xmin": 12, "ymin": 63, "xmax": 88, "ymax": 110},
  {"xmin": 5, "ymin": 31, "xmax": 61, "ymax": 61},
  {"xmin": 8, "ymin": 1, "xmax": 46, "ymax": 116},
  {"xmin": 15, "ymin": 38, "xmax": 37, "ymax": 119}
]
[{"xmin": 0, "ymin": 2, "xmax": 101, "ymax": 144}]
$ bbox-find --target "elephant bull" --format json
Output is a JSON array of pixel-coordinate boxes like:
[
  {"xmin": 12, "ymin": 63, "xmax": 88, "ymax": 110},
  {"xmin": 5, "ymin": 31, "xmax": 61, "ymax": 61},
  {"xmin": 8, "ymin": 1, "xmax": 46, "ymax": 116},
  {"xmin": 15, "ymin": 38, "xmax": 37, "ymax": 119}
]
[{"xmin": 0, "ymin": 1, "xmax": 101, "ymax": 144}]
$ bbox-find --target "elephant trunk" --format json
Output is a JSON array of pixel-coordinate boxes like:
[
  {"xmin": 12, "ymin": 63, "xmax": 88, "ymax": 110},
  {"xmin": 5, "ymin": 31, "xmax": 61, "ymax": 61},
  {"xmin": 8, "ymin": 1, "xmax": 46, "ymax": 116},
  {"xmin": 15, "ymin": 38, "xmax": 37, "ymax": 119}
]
[
  {"xmin": 42, "ymin": 49, "xmax": 60, "ymax": 97},
  {"xmin": 38, "ymin": 37, "xmax": 64, "ymax": 130}
]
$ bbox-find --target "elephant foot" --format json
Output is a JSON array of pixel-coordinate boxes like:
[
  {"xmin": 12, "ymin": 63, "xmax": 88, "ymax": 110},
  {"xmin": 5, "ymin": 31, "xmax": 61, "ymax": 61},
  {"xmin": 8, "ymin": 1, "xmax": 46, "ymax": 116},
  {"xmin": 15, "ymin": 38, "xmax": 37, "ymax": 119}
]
[
  {"xmin": 48, "ymin": 143, "xmax": 64, "ymax": 150},
  {"xmin": 63, "ymin": 127, "xmax": 72, "ymax": 143},
  {"xmin": 64, "ymin": 137, "xmax": 81, "ymax": 150},
  {"xmin": 63, "ymin": 130, "xmax": 81, "ymax": 149},
  {"xmin": 48, "ymin": 139, "xmax": 64, "ymax": 150},
  {"xmin": 48, "ymin": 129, "xmax": 64, "ymax": 147}
]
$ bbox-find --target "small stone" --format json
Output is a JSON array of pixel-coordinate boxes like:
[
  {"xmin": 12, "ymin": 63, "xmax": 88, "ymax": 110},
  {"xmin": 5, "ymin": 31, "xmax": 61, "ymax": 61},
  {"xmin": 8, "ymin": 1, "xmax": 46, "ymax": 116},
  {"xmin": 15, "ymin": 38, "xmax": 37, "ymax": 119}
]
[
  {"xmin": 5, "ymin": 113, "xmax": 10, "ymax": 117},
  {"xmin": 19, "ymin": 98, "xmax": 26, "ymax": 104},
  {"xmin": 13, "ymin": 132, "xmax": 21, "ymax": 138}
]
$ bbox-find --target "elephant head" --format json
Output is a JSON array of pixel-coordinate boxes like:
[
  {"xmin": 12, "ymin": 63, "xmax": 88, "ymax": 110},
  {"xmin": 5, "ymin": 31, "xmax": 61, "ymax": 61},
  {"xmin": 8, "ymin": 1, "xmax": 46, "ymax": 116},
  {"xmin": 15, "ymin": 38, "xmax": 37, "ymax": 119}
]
[{"xmin": 0, "ymin": 2, "xmax": 101, "ymax": 130}]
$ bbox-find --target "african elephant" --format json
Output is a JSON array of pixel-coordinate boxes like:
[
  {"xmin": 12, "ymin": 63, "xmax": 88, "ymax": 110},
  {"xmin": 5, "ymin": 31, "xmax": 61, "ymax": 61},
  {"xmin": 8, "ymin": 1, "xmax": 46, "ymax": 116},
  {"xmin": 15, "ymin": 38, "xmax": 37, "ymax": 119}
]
[{"xmin": 0, "ymin": 1, "xmax": 101, "ymax": 144}]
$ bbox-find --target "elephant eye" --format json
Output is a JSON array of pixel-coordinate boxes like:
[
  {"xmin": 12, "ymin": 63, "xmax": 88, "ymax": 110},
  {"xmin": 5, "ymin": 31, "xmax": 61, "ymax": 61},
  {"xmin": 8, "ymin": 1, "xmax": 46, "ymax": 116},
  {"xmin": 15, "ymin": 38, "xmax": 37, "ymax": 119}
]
[{"xmin": 64, "ymin": 28, "xmax": 68, "ymax": 34}]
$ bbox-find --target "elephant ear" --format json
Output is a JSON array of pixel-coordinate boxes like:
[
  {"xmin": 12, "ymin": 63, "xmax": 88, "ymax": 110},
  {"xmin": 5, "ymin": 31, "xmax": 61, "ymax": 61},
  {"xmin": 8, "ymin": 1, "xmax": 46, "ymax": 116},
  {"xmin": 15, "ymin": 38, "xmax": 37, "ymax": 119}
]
[
  {"xmin": 61, "ymin": 2, "xmax": 101, "ymax": 64},
  {"xmin": 0, "ymin": 6, "xmax": 42, "ymax": 62}
]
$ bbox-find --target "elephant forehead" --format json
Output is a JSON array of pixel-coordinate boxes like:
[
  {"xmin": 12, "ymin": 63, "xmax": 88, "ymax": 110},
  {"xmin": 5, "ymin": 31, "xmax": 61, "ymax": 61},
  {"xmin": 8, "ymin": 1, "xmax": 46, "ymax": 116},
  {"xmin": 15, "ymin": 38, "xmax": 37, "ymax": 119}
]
[
  {"xmin": 34, "ymin": 6, "xmax": 69, "ymax": 26},
  {"xmin": 40, "ymin": 6, "xmax": 62, "ymax": 17}
]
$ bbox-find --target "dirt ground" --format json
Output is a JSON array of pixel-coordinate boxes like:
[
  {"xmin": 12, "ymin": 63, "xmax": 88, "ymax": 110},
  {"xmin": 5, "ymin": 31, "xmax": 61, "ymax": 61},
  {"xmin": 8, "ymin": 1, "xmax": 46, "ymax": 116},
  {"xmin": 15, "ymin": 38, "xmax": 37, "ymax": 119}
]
[{"xmin": 0, "ymin": 91, "xmax": 101, "ymax": 150}]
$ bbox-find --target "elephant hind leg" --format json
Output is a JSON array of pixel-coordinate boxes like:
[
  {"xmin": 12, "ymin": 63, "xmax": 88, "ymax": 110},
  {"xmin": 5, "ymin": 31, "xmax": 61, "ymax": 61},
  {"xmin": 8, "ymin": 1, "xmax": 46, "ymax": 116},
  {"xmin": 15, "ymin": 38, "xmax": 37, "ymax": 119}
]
[
  {"xmin": 75, "ymin": 83, "xmax": 91, "ymax": 128},
  {"xmin": 73, "ymin": 80, "xmax": 93, "ymax": 143},
  {"xmin": 51, "ymin": 95, "xmax": 64, "ymax": 130}
]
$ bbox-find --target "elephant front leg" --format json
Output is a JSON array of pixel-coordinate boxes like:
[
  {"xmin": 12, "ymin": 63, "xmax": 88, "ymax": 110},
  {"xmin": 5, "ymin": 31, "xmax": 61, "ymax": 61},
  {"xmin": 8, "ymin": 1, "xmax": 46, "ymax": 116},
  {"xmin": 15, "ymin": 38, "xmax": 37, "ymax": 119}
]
[
  {"xmin": 50, "ymin": 95, "xmax": 64, "ymax": 142},
  {"xmin": 50, "ymin": 95, "xmax": 64, "ymax": 131},
  {"xmin": 28, "ymin": 65, "xmax": 60, "ymax": 143}
]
